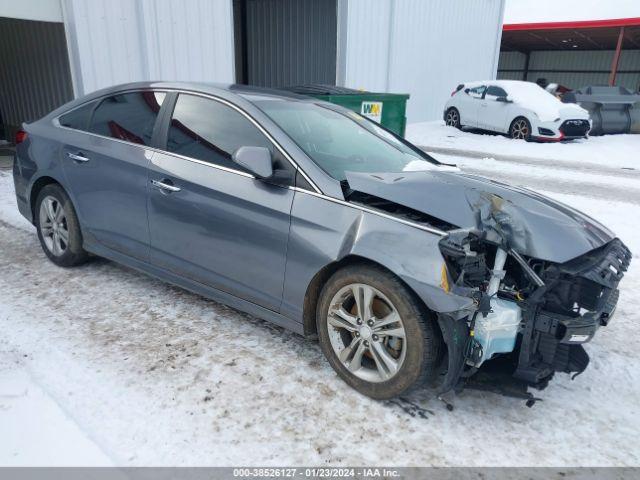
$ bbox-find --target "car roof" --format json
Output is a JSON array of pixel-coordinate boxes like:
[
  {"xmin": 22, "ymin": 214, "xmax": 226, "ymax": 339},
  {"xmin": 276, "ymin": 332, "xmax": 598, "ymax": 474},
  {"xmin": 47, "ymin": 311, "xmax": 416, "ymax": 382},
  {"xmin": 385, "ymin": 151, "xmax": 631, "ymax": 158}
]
[
  {"xmin": 462, "ymin": 80, "xmax": 537, "ymax": 90},
  {"xmin": 92, "ymin": 81, "xmax": 309, "ymax": 102},
  {"xmin": 43, "ymin": 81, "xmax": 317, "ymax": 121}
]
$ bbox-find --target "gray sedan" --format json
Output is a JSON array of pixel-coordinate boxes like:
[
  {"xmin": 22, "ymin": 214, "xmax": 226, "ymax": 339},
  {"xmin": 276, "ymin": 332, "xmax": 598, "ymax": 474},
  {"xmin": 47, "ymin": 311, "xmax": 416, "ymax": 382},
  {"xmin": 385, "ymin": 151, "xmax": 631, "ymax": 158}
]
[{"xmin": 12, "ymin": 82, "xmax": 630, "ymax": 402}]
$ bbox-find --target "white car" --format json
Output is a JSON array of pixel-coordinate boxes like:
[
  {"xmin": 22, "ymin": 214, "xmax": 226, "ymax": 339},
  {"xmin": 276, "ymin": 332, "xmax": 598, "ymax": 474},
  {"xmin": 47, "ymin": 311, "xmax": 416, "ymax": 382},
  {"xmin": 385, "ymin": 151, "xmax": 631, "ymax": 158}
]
[{"xmin": 444, "ymin": 80, "xmax": 591, "ymax": 141}]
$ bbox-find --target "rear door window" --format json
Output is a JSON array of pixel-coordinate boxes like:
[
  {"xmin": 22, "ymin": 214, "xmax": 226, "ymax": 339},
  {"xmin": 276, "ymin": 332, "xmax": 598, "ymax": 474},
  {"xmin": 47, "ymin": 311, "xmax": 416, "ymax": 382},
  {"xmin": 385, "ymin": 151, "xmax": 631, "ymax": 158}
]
[
  {"xmin": 88, "ymin": 91, "xmax": 166, "ymax": 146},
  {"xmin": 485, "ymin": 86, "xmax": 508, "ymax": 100},
  {"xmin": 466, "ymin": 86, "xmax": 487, "ymax": 99}
]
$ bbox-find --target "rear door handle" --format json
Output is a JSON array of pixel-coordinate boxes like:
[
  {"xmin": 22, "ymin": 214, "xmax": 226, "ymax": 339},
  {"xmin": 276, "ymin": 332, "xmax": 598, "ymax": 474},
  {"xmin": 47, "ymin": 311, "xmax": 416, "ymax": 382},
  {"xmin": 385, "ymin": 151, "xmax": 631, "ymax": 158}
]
[
  {"xmin": 67, "ymin": 152, "xmax": 90, "ymax": 163},
  {"xmin": 151, "ymin": 179, "xmax": 181, "ymax": 193}
]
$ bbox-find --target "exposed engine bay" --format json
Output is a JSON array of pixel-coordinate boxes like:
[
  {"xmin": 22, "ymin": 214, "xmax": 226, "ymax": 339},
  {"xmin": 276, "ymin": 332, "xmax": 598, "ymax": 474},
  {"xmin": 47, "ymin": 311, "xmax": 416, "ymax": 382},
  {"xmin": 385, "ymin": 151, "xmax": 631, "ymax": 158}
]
[
  {"xmin": 343, "ymin": 172, "xmax": 632, "ymax": 406},
  {"xmin": 437, "ymin": 230, "xmax": 630, "ymax": 405}
]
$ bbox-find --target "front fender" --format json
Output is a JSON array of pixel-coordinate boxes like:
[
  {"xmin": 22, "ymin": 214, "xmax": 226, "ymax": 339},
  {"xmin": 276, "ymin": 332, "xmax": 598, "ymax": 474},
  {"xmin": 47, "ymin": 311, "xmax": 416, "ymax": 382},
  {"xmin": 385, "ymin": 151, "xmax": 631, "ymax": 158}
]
[{"xmin": 280, "ymin": 190, "xmax": 475, "ymax": 324}]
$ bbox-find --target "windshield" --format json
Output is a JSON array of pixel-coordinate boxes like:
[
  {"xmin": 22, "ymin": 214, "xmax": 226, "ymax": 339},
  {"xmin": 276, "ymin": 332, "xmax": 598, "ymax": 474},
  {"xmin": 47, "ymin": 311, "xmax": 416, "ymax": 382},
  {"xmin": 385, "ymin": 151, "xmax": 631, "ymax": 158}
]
[{"xmin": 254, "ymin": 100, "xmax": 440, "ymax": 181}]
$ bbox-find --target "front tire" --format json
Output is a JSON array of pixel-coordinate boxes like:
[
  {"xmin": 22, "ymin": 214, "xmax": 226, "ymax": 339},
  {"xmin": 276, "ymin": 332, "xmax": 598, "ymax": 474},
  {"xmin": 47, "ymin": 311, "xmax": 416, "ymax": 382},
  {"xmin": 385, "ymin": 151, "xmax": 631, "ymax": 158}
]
[
  {"xmin": 35, "ymin": 184, "xmax": 88, "ymax": 267},
  {"xmin": 509, "ymin": 117, "xmax": 532, "ymax": 140},
  {"xmin": 317, "ymin": 265, "xmax": 441, "ymax": 399},
  {"xmin": 445, "ymin": 108, "xmax": 462, "ymax": 129}
]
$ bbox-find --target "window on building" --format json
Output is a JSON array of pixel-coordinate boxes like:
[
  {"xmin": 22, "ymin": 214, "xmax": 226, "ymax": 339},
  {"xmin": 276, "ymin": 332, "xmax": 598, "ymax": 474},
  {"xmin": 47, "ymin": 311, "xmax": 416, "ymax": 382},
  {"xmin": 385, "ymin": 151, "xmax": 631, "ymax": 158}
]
[{"xmin": 88, "ymin": 91, "xmax": 166, "ymax": 145}]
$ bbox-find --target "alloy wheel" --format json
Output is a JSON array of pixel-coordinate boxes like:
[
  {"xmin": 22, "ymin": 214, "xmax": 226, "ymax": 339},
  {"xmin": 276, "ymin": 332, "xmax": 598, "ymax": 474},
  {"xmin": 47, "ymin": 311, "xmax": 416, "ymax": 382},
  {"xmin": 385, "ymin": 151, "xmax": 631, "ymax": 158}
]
[
  {"xmin": 326, "ymin": 283, "xmax": 407, "ymax": 383},
  {"xmin": 511, "ymin": 119, "xmax": 529, "ymax": 139},
  {"xmin": 445, "ymin": 109, "xmax": 459, "ymax": 128},
  {"xmin": 39, "ymin": 196, "xmax": 69, "ymax": 256}
]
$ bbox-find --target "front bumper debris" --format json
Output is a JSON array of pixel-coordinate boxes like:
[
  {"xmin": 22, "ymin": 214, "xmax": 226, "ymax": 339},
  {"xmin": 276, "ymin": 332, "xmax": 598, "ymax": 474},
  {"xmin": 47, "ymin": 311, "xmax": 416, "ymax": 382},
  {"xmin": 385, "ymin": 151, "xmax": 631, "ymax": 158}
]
[{"xmin": 437, "ymin": 237, "xmax": 631, "ymax": 408}]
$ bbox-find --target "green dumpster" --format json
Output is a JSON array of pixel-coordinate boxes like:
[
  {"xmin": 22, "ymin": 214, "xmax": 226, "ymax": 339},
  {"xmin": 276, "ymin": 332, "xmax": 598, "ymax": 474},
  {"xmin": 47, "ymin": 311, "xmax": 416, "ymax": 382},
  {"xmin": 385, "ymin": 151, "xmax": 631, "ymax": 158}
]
[{"xmin": 283, "ymin": 85, "xmax": 410, "ymax": 137}]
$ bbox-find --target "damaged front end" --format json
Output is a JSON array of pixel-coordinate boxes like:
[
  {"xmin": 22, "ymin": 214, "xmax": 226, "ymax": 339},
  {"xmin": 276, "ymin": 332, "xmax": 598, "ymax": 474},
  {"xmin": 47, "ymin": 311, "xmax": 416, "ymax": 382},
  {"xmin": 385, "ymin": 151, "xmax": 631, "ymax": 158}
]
[
  {"xmin": 437, "ymin": 227, "xmax": 631, "ymax": 406},
  {"xmin": 342, "ymin": 170, "xmax": 632, "ymax": 406}
]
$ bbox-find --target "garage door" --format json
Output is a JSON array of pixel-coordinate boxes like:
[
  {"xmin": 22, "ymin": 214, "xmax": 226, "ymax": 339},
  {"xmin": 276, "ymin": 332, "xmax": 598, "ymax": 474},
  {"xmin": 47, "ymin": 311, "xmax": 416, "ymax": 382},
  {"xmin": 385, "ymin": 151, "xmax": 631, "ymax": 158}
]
[
  {"xmin": 234, "ymin": 0, "xmax": 337, "ymax": 87},
  {"xmin": 0, "ymin": 17, "xmax": 73, "ymax": 141}
]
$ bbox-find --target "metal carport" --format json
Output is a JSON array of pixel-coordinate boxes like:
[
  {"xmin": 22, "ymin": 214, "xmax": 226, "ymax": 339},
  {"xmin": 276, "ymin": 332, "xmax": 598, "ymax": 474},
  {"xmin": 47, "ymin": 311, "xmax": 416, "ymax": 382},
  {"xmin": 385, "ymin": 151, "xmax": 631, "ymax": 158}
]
[{"xmin": 498, "ymin": 17, "xmax": 640, "ymax": 90}]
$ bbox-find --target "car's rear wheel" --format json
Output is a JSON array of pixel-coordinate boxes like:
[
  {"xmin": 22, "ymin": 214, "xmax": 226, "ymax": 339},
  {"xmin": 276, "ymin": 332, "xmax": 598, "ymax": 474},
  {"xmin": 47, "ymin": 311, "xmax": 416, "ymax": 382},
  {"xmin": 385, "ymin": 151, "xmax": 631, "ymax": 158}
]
[
  {"xmin": 35, "ymin": 184, "xmax": 88, "ymax": 267},
  {"xmin": 509, "ymin": 117, "xmax": 532, "ymax": 140},
  {"xmin": 445, "ymin": 108, "xmax": 461, "ymax": 129},
  {"xmin": 317, "ymin": 264, "xmax": 441, "ymax": 399}
]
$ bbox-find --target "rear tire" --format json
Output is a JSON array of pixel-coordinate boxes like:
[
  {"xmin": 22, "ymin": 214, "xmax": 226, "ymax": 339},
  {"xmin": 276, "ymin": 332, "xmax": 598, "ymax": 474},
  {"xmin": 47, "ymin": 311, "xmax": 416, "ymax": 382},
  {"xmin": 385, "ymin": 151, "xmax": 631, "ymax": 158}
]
[
  {"xmin": 445, "ymin": 108, "xmax": 462, "ymax": 129},
  {"xmin": 317, "ymin": 264, "xmax": 441, "ymax": 400},
  {"xmin": 35, "ymin": 184, "xmax": 89, "ymax": 267},
  {"xmin": 509, "ymin": 116, "xmax": 532, "ymax": 141}
]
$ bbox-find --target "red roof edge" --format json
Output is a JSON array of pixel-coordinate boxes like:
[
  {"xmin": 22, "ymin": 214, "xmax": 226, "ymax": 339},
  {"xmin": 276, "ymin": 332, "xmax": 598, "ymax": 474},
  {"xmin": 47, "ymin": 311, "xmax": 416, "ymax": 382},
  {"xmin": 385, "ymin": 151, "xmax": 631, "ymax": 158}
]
[{"xmin": 503, "ymin": 17, "xmax": 640, "ymax": 31}]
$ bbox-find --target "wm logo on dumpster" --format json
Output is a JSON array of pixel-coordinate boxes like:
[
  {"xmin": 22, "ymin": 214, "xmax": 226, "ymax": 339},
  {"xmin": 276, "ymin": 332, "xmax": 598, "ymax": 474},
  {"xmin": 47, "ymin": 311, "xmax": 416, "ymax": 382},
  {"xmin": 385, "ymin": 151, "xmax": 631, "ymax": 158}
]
[{"xmin": 361, "ymin": 101, "xmax": 383, "ymax": 123}]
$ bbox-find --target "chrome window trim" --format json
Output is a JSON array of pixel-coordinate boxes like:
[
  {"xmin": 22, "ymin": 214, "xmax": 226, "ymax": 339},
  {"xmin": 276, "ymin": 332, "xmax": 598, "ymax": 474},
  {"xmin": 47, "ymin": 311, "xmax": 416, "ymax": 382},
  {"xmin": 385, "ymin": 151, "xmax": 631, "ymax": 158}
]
[
  {"xmin": 290, "ymin": 187, "xmax": 447, "ymax": 237},
  {"xmin": 55, "ymin": 122, "xmax": 256, "ymax": 179},
  {"xmin": 52, "ymin": 87, "xmax": 322, "ymax": 193},
  {"xmin": 53, "ymin": 88, "xmax": 446, "ymax": 236}
]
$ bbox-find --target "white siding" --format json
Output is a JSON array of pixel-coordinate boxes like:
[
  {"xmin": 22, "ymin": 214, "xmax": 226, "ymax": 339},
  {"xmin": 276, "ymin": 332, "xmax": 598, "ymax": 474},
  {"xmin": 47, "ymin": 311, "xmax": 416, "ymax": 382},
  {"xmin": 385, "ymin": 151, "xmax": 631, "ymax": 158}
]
[
  {"xmin": 62, "ymin": 0, "xmax": 235, "ymax": 96},
  {"xmin": 0, "ymin": 0, "xmax": 63, "ymax": 22},
  {"xmin": 342, "ymin": 0, "xmax": 505, "ymax": 122}
]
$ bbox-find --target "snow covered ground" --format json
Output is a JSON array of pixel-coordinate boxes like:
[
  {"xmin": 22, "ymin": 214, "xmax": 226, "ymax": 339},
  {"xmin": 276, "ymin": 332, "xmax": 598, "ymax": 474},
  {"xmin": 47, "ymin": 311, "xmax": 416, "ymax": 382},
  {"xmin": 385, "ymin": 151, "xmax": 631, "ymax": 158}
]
[
  {"xmin": 1, "ymin": 125, "xmax": 639, "ymax": 466},
  {"xmin": 407, "ymin": 121, "xmax": 640, "ymax": 170}
]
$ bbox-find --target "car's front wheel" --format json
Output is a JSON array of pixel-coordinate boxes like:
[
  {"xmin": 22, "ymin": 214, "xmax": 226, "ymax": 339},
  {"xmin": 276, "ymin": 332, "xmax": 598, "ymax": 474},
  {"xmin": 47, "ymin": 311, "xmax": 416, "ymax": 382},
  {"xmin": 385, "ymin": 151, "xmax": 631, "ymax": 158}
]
[
  {"xmin": 509, "ymin": 116, "xmax": 532, "ymax": 140},
  {"xmin": 35, "ymin": 184, "xmax": 89, "ymax": 267},
  {"xmin": 317, "ymin": 264, "xmax": 441, "ymax": 399},
  {"xmin": 445, "ymin": 108, "xmax": 462, "ymax": 129}
]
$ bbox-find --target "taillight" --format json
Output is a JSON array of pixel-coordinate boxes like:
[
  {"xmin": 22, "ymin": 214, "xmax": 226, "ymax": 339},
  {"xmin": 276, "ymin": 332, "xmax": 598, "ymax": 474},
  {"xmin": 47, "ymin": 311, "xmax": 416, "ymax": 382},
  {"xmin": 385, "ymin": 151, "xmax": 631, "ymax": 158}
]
[{"xmin": 15, "ymin": 130, "xmax": 27, "ymax": 144}]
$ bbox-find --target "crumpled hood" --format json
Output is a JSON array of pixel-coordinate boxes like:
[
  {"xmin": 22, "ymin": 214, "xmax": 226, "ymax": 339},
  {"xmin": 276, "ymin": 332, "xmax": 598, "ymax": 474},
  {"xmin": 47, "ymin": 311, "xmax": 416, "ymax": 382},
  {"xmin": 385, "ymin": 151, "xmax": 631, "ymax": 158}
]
[{"xmin": 345, "ymin": 170, "xmax": 614, "ymax": 263}]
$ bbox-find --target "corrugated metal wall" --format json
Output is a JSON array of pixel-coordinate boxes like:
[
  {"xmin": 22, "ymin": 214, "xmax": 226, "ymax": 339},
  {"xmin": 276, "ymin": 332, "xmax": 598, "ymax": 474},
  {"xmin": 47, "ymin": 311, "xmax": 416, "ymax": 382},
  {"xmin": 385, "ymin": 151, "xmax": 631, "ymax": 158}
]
[
  {"xmin": 0, "ymin": 17, "xmax": 74, "ymax": 137},
  {"xmin": 341, "ymin": 0, "xmax": 505, "ymax": 123},
  {"xmin": 498, "ymin": 50, "xmax": 640, "ymax": 90},
  {"xmin": 62, "ymin": 0, "xmax": 235, "ymax": 96},
  {"xmin": 242, "ymin": 0, "xmax": 337, "ymax": 87}
]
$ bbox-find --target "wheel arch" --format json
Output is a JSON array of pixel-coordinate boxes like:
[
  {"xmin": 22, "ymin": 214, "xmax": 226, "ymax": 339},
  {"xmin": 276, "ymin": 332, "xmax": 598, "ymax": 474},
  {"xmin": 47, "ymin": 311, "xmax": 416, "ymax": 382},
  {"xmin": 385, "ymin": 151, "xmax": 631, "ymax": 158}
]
[
  {"xmin": 302, "ymin": 254, "xmax": 440, "ymax": 338},
  {"xmin": 29, "ymin": 175, "xmax": 63, "ymax": 220},
  {"xmin": 445, "ymin": 106, "xmax": 461, "ymax": 126},
  {"xmin": 509, "ymin": 114, "xmax": 530, "ymax": 129}
]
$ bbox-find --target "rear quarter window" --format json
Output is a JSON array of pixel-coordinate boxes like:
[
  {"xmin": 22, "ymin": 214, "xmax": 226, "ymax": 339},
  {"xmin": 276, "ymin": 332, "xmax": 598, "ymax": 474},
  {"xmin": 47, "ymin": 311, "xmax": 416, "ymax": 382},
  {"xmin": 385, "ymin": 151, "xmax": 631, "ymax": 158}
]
[{"xmin": 58, "ymin": 102, "xmax": 96, "ymax": 131}]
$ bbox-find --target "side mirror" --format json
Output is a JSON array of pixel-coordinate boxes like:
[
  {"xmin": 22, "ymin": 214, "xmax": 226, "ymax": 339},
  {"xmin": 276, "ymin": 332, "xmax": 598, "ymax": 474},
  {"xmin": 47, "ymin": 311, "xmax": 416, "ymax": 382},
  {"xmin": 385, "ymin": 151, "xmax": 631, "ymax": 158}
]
[
  {"xmin": 232, "ymin": 146, "xmax": 273, "ymax": 179},
  {"xmin": 496, "ymin": 96, "xmax": 512, "ymax": 103}
]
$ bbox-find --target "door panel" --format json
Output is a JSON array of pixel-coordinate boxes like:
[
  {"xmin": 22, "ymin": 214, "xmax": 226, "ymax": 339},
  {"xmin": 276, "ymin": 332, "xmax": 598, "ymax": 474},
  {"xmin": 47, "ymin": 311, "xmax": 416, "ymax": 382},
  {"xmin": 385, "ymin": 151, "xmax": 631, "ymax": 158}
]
[
  {"xmin": 147, "ymin": 92, "xmax": 296, "ymax": 311},
  {"xmin": 148, "ymin": 153, "xmax": 294, "ymax": 311},
  {"xmin": 458, "ymin": 86, "xmax": 486, "ymax": 127},
  {"xmin": 60, "ymin": 90, "xmax": 166, "ymax": 261},
  {"xmin": 478, "ymin": 86, "xmax": 511, "ymax": 132},
  {"xmin": 61, "ymin": 134, "xmax": 152, "ymax": 260}
]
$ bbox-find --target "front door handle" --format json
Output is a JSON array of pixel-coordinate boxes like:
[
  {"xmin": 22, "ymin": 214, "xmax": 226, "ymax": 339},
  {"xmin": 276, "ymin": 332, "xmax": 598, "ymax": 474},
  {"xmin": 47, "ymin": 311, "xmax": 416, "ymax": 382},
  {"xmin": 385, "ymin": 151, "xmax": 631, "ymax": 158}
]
[
  {"xmin": 151, "ymin": 179, "xmax": 181, "ymax": 193},
  {"xmin": 67, "ymin": 152, "xmax": 90, "ymax": 163}
]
